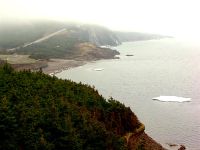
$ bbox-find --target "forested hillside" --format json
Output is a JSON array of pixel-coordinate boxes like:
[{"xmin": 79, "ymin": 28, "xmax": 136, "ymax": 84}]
[{"xmin": 0, "ymin": 63, "xmax": 141, "ymax": 150}]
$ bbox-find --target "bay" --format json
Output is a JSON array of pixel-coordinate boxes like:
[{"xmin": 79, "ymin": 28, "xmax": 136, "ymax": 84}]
[{"xmin": 56, "ymin": 38, "xmax": 200, "ymax": 149}]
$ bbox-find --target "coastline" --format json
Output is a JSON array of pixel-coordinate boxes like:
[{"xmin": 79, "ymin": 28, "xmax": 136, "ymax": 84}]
[
  {"xmin": 42, "ymin": 57, "xmax": 119, "ymax": 75},
  {"xmin": 42, "ymin": 54, "xmax": 120, "ymax": 75},
  {"xmin": 2, "ymin": 45, "xmax": 119, "ymax": 75},
  {"xmin": 42, "ymin": 59, "xmax": 87, "ymax": 75},
  {"xmin": 44, "ymin": 58, "xmax": 169, "ymax": 150},
  {"xmin": 3, "ymin": 52, "xmax": 176, "ymax": 150}
]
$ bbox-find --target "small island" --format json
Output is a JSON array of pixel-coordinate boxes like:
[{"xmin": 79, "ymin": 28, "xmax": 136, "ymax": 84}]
[{"xmin": 126, "ymin": 54, "xmax": 134, "ymax": 56}]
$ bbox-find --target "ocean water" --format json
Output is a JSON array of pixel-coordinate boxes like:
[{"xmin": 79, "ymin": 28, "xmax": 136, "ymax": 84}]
[{"xmin": 56, "ymin": 38, "xmax": 200, "ymax": 150}]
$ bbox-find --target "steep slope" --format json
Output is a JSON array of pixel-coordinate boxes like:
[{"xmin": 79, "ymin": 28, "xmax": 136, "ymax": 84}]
[
  {"xmin": 14, "ymin": 30, "xmax": 119, "ymax": 60},
  {"xmin": 0, "ymin": 21, "xmax": 120, "ymax": 51},
  {"xmin": 0, "ymin": 64, "xmax": 165, "ymax": 150},
  {"xmin": 0, "ymin": 21, "xmax": 120, "ymax": 60}
]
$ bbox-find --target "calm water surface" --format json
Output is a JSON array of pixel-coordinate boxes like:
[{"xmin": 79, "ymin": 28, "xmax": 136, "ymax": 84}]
[{"xmin": 57, "ymin": 38, "xmax": 200, "ymax": 150}]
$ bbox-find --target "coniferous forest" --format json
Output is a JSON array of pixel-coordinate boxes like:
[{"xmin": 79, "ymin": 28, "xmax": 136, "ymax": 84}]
[{"xmin": 0, "ymin": 64, "xmax": 141, "ymax": 150}]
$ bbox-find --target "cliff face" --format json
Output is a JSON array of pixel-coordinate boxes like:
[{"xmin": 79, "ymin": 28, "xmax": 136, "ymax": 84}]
[
  {"xmin": 85, "ymin": 25, "xmax": 121, "ymax": 46},
  {"xmin": 128, "ymin": 132, "xmax": 165, "ymax": 150}
]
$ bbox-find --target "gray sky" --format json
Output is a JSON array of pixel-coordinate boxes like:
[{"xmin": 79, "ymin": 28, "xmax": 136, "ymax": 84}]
[{"xmin": 1, "ymin": 0, "xmax": 200, "ymax": 38}]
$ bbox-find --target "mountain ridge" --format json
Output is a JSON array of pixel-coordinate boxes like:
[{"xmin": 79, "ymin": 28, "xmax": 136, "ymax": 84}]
[{"xmin": 0, "ymin": 21, "xmax": 167, "ymax": 50}]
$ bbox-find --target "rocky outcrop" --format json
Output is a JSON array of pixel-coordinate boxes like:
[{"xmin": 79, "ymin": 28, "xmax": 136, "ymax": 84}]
[
  {"xmin": 128, "ymin": 132, "xmax": 166, "ymax": 150},
  {"xmin": 124, "ymin": 123, "xmax": 165, "ymax": 150}
]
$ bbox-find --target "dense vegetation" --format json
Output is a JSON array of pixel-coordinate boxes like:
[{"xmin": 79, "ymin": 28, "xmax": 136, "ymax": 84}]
[{"xmin": 0, "ymin": 64, "xmax": 141, "ymax": 150}]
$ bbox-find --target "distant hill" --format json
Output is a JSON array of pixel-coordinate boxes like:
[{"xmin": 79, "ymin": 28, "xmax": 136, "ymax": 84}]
[
  {"xmin": 0, "ymin": 21, "xmax": 120, "ymax": 50},
  {"xmin": 13, "ymin": 29, "xmax": 119, "ymax": 60},
  {"xmin": 0, "ymin": 20, "xmax": 167, "ymax": 60},
  {"xmin": 0, "ymin": 21, "xmax": 121, "ymax": 60}
]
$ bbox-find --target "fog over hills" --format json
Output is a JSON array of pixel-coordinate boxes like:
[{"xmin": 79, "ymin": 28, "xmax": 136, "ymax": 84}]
[
  {"xmin": 0, "ymin": 20, "xmax": 166, "ymax": 50},
  {"xmin": 0, "ymin": 20, "xmax": 167, "ymax": 72}
]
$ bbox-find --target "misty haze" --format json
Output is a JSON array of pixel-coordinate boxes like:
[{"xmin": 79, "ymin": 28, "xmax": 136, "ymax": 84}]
[{"xmin": 0, "ymin": 0, "xmax": 200, "ymax": 150}]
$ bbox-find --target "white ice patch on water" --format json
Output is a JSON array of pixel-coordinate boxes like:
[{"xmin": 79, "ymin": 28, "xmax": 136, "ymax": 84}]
[
  {"xmin": 152, "ymin": 96, "xmax": 191, "ymax": 102},
  {"xmin": 93, "ymin": 68, "xmax": 104, "ymax": 71}
]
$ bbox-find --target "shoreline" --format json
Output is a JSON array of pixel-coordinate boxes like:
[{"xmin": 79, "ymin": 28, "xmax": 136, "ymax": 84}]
[
  {"xmin": 42, "ymin": 56, "xmax": 120, "ymax": 75},
  {"xmin": 42, "ymin": 59, "xmax": 87, "ymax": 75}
]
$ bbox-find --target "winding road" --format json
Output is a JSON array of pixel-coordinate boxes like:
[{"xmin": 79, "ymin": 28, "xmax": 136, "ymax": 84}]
[{"xmin": 7, "ymin": 28, "xmax": 66, "ymax": 52}]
